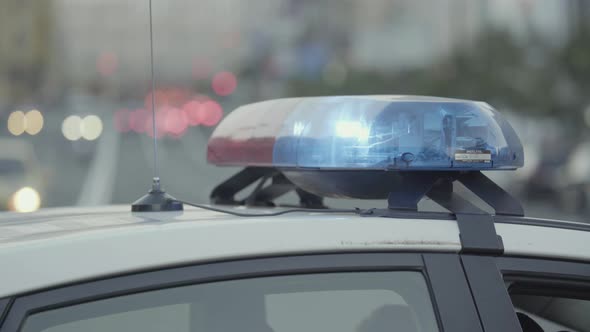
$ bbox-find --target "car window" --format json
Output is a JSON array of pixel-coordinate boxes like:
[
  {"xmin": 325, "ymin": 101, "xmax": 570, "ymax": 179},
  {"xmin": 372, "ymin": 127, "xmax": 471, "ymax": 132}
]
[
  {"xmin": 20, "ymin": 271, "xmax": 439, "ymax": 332},
  {"xmin": 509, "ymin": 287, "xmax": 590, "ymax": 332}
]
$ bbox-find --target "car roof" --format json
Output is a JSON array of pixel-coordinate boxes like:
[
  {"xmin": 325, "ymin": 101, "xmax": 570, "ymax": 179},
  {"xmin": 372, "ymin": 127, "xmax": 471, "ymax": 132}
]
[{"xmin": 0, "ymin": 205, "xmax": 588, "ymax": 297}]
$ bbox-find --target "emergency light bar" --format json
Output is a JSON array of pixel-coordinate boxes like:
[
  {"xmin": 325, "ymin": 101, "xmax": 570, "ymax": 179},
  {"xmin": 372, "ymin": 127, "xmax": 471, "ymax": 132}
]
[
  {"xmin": 206, "ymin": 95, "xmax": 525, "ymax": 254},
  {"xmin": 207, "ymin": 96, "xmax": 524, "ymax": 171}
]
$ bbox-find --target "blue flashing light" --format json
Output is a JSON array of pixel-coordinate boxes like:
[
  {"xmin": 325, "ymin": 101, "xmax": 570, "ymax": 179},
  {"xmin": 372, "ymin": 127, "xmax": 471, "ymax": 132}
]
[{"xmin": 208, "ymin": 96, "xmax": 524, "ymax": 171}]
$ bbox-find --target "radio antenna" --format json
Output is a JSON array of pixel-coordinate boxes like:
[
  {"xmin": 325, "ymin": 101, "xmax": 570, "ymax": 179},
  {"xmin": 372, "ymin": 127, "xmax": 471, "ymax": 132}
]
[
  {"xmin": 131, "ymin": 0, "xmax": 183, "ymax": 212},
  {"xmin": 148, "ymin": 0, "xmax": 159, "ymax": 188}
]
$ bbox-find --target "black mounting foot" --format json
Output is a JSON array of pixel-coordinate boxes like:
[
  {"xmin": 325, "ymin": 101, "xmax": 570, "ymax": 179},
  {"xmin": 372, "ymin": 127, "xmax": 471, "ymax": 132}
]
[
  {"xmin": 210, "ymin": 167, "xmax": 326, "ymax": 208},
  {"xmin": 131, "ymin": 178, "xmax": 183, "ymax": 212},
  {"xmin": 357, "ymin": 171, "xmax": 523, "ymax": 255}
]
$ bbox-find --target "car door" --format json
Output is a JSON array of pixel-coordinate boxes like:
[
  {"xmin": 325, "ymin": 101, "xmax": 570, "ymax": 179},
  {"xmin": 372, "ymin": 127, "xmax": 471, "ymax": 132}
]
[{"xmin": 0, "ymin": 253, "xmax": 482, "ymax": 332}]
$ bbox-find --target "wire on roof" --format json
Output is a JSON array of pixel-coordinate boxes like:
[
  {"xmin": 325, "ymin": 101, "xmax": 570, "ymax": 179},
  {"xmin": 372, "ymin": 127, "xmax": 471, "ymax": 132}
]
[{"xmin": 175, "ymin": 200, "xmax": 360, "ymax": 217}]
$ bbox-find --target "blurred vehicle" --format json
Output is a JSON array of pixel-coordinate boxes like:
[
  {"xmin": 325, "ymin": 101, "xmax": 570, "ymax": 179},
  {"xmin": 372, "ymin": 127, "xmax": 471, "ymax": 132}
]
[
  {"xmin": 0, "ymin": 138, "xmax": 44, "ymax": 212},
  {"xmin": 559, "ymin": 140, "xmax": 590, "ymax": 214}
]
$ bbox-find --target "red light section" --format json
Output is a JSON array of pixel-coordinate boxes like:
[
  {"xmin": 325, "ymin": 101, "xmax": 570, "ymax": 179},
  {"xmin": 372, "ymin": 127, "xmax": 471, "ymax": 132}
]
[
  {"xmin": 207, "ymin": 137, "xmax": 276, "ymax": 166},
  {"xmin": 212, "ymin": 72, "xmax": 237, "ymax": 96}
]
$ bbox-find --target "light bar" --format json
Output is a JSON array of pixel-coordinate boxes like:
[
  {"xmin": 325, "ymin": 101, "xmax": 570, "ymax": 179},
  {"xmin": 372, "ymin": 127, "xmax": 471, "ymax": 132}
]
[{"xmin": 207, "ymin": 96, "xmax": 524, "ymax": 171}]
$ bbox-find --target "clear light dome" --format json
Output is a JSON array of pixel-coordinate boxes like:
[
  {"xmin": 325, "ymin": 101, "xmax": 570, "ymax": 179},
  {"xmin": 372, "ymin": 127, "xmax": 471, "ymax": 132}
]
[{"xmin": 208, "ymin": 95, "xmax": 524, "ymax": 171}]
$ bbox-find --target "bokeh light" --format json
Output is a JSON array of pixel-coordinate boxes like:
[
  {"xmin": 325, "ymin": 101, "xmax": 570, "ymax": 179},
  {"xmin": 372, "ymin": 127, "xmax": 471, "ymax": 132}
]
[
  {"xmin": 145, "ymin": 109, "xmax": 167, "ymax": 138},
  {"xmin": 24, "ymin": 109, "xmax": 44, "ymax": 135},
  {"xmin": 8, "ymin": 109, "xmax": 44, "ymax": 136},
  {"xmin": 144, "ymin": 88, "xmax": 191, "ymax": 111},
  {"xmin": 164, "ymin": 107, "xmax": 188, "ymax": 137},
  {"xmin": 7, "ymin": 111, "xmax": 26, "ymax": 136},
  {"xmin": 62, "ymin": 115, "xmax": 82, "ymax": 141},
  {"xmin": 212, "ymin": 71, "xmax": 237, "ymax": 96},
  {"xmin": 165, "ymin": 88, "xmax": 190, "ymax": 107},
  {"xmin": 182, "ymin": 100, "xmax": 202, "ymax": 126},
  {"xmin": 81, "ymin": 115, "xmax": 103, "ymax": 140},
  {"xmin": 138, "ymin": 89, "xmax": 218, "ymax": 136},
  {"xmin": 10, "ymin": 187, "xmax": 41, "ymax": 213},
  {"xmin": 200, "ymin": 100, "xmax": 223, "ymax": 127}
]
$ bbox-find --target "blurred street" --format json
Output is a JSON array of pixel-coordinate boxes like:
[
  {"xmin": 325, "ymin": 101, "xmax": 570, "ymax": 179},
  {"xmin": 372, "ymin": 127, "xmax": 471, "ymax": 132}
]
[
  {"xmin": 38, "ymin": 100, "xmax": 240, "ymax": 208},
  {"xmin": 0, "ymin": 0, "xmax": 589, "ymax": 221}
]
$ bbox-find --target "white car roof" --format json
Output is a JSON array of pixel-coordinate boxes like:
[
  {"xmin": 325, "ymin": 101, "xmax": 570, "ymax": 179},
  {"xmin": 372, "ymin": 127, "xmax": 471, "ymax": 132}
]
[{"xmin": 0, "ymin": 205, "xmax": 588, "ymax": 297}]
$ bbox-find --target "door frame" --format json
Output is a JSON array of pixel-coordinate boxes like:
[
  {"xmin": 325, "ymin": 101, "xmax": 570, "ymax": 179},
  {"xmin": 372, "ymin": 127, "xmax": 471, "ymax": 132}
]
[{"xmin": 0, "ymin": 252, "xmax": 482, "ymax": 332}]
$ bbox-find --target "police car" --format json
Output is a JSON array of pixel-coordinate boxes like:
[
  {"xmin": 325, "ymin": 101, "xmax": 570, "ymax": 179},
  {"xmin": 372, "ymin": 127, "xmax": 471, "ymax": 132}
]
[{"xmin": 0, "ymin": 96, "xmax": 589, "ymax": 332}]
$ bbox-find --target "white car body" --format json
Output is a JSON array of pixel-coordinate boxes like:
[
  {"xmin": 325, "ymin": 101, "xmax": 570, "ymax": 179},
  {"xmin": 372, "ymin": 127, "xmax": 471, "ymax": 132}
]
[{"xmin": 0, "ymin": 205, "xmax": 588, "ymax": 298}]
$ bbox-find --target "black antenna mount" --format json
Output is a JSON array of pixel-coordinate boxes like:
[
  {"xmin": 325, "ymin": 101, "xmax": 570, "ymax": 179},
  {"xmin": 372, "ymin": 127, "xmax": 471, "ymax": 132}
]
[
  {"xmin": 131, "ymin": 0, "xmax": 183, "ymax": 212},
  {"xmin": 132, "ymin": 177, "xmax": 183, "ymax": 212}
]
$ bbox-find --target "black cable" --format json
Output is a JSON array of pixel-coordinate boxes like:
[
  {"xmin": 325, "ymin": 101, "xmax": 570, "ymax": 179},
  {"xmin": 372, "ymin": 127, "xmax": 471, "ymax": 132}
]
[{"xmin": 174, "ymin": 200, "xmax": 360, "ymax": 217}]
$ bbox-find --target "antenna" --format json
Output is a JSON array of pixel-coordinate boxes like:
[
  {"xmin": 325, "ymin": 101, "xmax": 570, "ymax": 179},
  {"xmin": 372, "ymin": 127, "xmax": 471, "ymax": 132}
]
[{"xmin": 131, "ymin": 0, "xmax": 183, "ymax": 212}]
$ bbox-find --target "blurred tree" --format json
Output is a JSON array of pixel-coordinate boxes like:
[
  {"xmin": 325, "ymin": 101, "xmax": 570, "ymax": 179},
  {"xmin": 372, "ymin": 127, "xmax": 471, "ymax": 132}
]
[
  {"xmin": 289, "ymin": 29, "xmax": 532, "ymax": 105},
  {"xmin": 0, "ymin": 0, "xmax": 52, "ymax": 110},
  {"xmin": 289, "ymin": 25, "xmax": 590, "ymax": 134}
]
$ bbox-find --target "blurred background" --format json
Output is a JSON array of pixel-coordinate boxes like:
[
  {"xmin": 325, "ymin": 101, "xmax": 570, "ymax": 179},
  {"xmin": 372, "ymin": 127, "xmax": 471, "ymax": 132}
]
[{"xmin": 0, "ymin": 0, "xmax": 589, "ymax": 221}]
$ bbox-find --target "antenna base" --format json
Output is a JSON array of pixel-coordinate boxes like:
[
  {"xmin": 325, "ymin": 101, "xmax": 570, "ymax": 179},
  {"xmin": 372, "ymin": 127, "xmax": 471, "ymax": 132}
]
[{"xmin": 131, "ymin": 189, "xmax": 183, "ymax": 212}]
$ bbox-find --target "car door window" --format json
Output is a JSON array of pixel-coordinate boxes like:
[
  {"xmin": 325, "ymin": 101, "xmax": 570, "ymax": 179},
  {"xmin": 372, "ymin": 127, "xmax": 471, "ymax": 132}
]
[
  {"xmin": 508, "ymin": 287, "xmax": 590, "ymax": 332},
  {"xmin": 20, "ymin": 271, "xmax": 439, "ymax": 332},
  {"xmin": 497, "ymin": 257, "xmax": 590, "ymax": 332}
]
